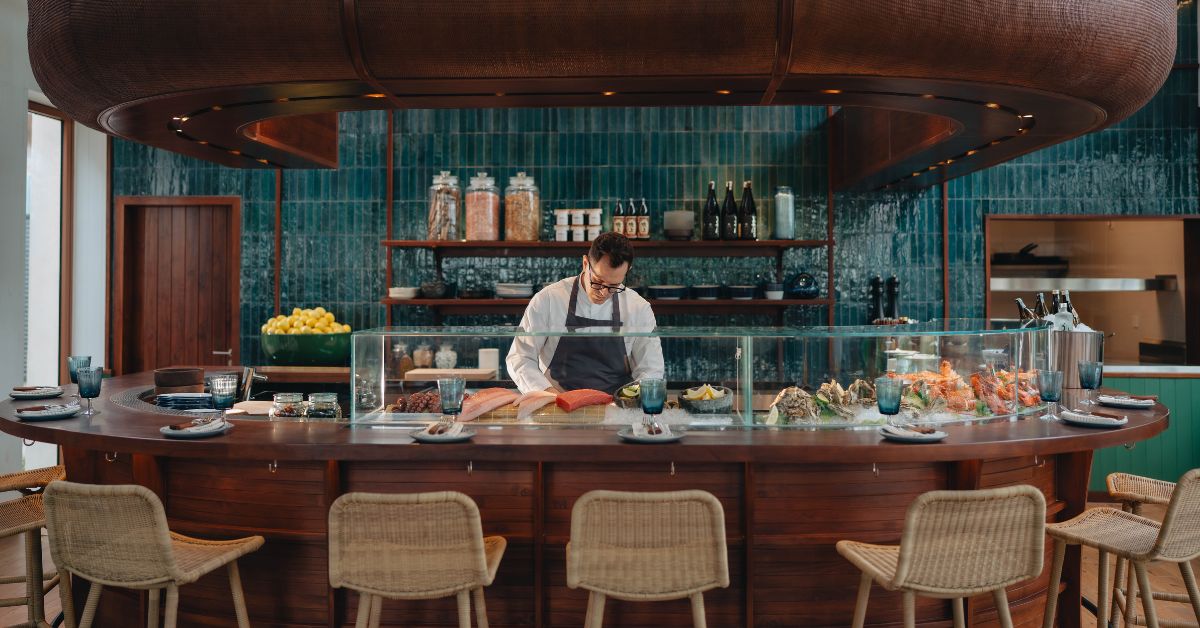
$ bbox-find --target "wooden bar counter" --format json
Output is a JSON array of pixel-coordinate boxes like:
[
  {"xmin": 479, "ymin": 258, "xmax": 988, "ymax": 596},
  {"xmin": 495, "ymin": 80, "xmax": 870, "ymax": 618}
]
[{"xmin": 0, "ymin": 372, "xmax": 1169, "ymax": 627}]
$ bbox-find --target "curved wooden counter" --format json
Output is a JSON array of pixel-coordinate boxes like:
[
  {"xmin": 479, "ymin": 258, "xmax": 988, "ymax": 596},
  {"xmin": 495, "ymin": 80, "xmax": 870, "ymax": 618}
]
[{"xmin": 0, "ymin": 372, "xmax": 1169, "ymax": 628}]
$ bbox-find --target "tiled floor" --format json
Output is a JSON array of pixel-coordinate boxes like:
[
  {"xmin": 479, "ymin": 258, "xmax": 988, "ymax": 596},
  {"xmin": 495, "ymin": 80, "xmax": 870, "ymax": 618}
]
[{"xmin": 0, "ymin": 503, "xmax": 1194, "ymax": 626}]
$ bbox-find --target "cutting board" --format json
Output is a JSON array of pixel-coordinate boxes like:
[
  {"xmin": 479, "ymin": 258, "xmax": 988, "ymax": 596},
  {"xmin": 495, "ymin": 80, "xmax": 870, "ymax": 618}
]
[
  {"xmin": 404, "ymin": 368, "xmax": 497, "ymax": 381},
  {"xmin": 233, "ymin": 400, "xmax": 274, "ymax": 416},
  {"xmin": 476, "ymin": 402, "xmax": 607, "ymax": 424}
]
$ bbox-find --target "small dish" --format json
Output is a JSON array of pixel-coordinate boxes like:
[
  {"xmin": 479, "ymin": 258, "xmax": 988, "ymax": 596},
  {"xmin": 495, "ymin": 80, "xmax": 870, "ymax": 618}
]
[
  {"xmin": 648, "ymin": 285, "xmax": 688, "ymax": 300},
  {"xmin": 390, "ymin": 286, "xmax": 420, "ymax": 299},
  {"xmin": 764, "ymin": 290, "xmax": 784, "ymax": 300},
  {"xmin": 411, "ymin": 428, "xmax": 476, "ymax": 443},
  {"xmin": 16, "ymin": 403, "xmax": 82, "ymax": 421},
  {"xmin": 618, "ymin": 426, "xmax": 685, "ymax": 444},
  {"xmin": 728, "ymin": 285, "xmax": 756, "ymax": 300},
  {"xmin": 690, "ymin": 285, "xmax": 720, "ymax": 300},
  {"xmin": 879, "ymin": 425, "xmax": 947, "ymax": 443},
  {"xmin": 161, "ymin": 421, "xmax": 234, "ymax": 439},
  {"xmin": 8, "ymin": 387, "xmax": 63, "ymax": 400},
  {"xmin": 1060, "ymin": 410, "xmax": 1128, "ymax": 428},
  {"xmin": 1097, "ymin": 395, "xmax": 1155, "ymax": 410}
]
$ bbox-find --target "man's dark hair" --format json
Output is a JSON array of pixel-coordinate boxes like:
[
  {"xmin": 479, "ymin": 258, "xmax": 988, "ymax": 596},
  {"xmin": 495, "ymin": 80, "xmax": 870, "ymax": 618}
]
[{"xmin": 587, "ymin": 232, "xmax": 635, "ymax": 268}]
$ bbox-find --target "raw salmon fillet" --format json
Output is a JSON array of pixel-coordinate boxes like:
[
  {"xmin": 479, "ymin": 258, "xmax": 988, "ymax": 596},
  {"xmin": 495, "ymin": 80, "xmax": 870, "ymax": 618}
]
[
  {"xmin": 460, "ymin": 389, "xmax": 519, "ymax": 422},
  {"xmin": 516, "ymin": 391, "xmax": 557, "ymax": 419},
  {"xmin": 555, "ymin": 389, "xmax": 612, "ymax": 413}
]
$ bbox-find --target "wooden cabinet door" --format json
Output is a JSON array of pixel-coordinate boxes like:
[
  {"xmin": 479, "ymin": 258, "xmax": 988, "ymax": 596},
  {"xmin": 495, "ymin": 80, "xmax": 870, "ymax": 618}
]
[{"xmin": 114, "ymin": 196, "xmax": 241, "ymax": 373}]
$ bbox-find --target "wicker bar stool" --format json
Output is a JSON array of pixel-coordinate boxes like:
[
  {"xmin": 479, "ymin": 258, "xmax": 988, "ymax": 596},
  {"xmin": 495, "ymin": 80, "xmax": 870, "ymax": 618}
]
[
  {"xmin": 1043, "ymin": 469, "xmax": 1200, "ymax": 628},
  {"xmin": 566, "ymin": 490, "xmax": 730, "ymax": 628},
  {"xmin": 0, "ymin": 465, "xmax": 66, "ymax": 496},
  {"xmin": 328, "ymin": 491, "xmax": 506, "ymax": 628},
  {"xmin": 0, "ymin": 494, "xmax": 58, "ymax": 628},
  {"xmin": 1106, "ymin": 472, "xmax": 1180, "ymax": 627},
  {"xmin": 836, "ymin": 485, "xmax": 1047, "ymax": 628},
  {"xmin": 43, "ymin": 481, "xmax": 264, "ymax": 628}
]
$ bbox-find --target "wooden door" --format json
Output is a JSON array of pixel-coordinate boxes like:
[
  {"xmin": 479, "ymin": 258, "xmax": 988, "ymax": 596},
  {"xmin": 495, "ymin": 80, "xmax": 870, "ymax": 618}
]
[{"xmin": 113, "ymin": 196, "xmax": 241, "ymax": 374}]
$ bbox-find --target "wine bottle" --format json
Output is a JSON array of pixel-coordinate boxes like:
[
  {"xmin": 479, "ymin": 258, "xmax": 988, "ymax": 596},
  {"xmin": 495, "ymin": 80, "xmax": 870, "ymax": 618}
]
[
  {"xmin": 637, "ymin": 198, "xmax": 650, "ymax": 240},
  {"xmin": 1033, "ymin": 293, "xmax": 1049, "ymax": 318},
  {"xmin": 1015, "ymin": 297, "xmax": 1036, "ymax": 322},
  {"xmin": 701, "ymin": 182, "xmax": 720, "ymax": 240},
  {"xmin": 738, "ymin": 181, "xmax": 758, "ymax": 240},
  {"xmin": 884, "ymin": 276, "xmax": 899, "ymax": 319},
  {"xmin": 612, "ymin": 201, "xmax": 626, "ymax": 238},
  {"xmin": 869, "ymin": 276, "xmax": 884, "ymax": 323},
  {"xmin": 1062, "ymin": 289, "xmax": 1080, "ymax": 326},
  {"xmin": 720, "ymin": 181, "xmax": 739, "ymax": 240},
  {"xmin": 1050, "ymin": 289, "xmax": 1061, "ymax": 314}
]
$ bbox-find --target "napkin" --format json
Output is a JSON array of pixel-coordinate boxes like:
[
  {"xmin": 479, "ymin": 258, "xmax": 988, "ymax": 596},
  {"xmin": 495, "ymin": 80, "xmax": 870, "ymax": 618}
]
[
  {"xmin": 172, "ymin": 419, "xmax": 229, "ymax": 434},
  {"xmin": 631, "ymin": 422, "xmax": 673, "ymax": 438},
  {"xmin": 1061, "ymin": 410, "xmax": 1126, "ymax": 426}
]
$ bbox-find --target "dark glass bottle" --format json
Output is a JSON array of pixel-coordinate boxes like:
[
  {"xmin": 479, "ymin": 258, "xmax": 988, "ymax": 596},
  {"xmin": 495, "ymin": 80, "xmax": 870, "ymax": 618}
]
[
  {"xmin": 627, "ymin": 197, "xmax": 639, "ymax": 239},
  {"xmin": 720, "ymin": 181, "xmax": 739, "ymax": 240},
  {"xmin": 1015, "ymin": 297, "xmax": 1036, "ymax": 322},
  {"xmin": 738, "ymin": 181, "xmax": 758, "ymax": 240},
  {"xmin": 1033, "ymin": 293, "xmax": 1049, "ymax": 318},
  {"xmin": 702, "ymin": 181, "xmax": 721, "ymax": 240}
]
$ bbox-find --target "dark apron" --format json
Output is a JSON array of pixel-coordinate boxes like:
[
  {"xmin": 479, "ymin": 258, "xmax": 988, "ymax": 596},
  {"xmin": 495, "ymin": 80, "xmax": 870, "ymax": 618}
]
[{"xmin": 547, "ymin": 276, "xmax": 631, "ymax": 394}]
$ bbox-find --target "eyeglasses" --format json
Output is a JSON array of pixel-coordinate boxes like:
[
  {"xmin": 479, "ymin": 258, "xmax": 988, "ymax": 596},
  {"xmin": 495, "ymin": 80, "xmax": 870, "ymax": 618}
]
[{"xmin": 585, "ymin": 261, "xmax": 626, "ymax": 294}]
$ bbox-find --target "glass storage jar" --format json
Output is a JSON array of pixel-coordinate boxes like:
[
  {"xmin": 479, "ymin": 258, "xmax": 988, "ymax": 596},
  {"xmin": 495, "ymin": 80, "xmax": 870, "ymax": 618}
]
[
  {"xmin": 464, "ymin": 172, "xmax": 500, "ymax": 241},
  {"xmin": 413, "ymin": 343, "xmax": 434, "ymax": 368},
  {"xmin": 427, "ymin": 170, "xmax": 460, "ymax": 241},
  {"xmin": 434, "ymin": 343, "xmax": 458, "ymax": 369},
  {"xmin": 304, "ymin": 392, "xmax": 343, "ymax": 421},
  {"xmin": 773, "ymin": 186, "xmax": 795, "ymax": 240},
  {"xmin": 504, "ymin": 171, "xmax": 541, "ymax": 241},
  {"xmin": 269, "ymin": 392, "xmax": 304, "ymax": 420}
]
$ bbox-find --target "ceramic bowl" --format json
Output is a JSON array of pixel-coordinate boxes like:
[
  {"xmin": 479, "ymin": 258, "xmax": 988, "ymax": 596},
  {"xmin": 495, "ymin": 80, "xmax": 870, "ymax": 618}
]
[
  {"xmin": 765, "ymin": 290, "xmax": 784, "ymax": 300},
  {"xmin": 678, "ymin": 385, "xmax": 734, "ymax": 414},
  {"xmin": 728, "ymin": 285, "xmax": 757, "ymax": 300},
  {"xmin": 648, "ymin": 285, "xmax": 688, "ymax": 300},
  {"xmin": 390, "ymin": 286, "xmax": 419, "ymax": 299},
  {"xmin": 690, "ymin": 285, "xmax": 720, "ymax": 300}
]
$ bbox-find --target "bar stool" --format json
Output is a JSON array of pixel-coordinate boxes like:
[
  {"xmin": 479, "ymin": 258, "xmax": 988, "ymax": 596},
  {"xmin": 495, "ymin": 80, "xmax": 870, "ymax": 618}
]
[
  {"xmin": 566, "ymin": 490, "xmax": 729, "ymax": 628},
  {"xmin": 1107, "ymin": 472, "xmax": 1179, "ymax": 626},
  {"xmin": 43, "ymin": 481, "xmax": 264, "ymax": 628},
  {"xmin": 1043, "ymin": 469, "xmax": 1200, "ymax": 628},
  {"xmin": 328, "ymin": 492, "xmax": 506, "ymax": 628},
  {"xmin": 0, "ymin": 494, "xmax": 56, "ymax": 627},
  {"xmin": 836, "ymin": 485, "xmax": 1047, "ymax": 628},
  {"xmin": 0, "ymin": 465, "xmax": 66, "ymax": 497}
]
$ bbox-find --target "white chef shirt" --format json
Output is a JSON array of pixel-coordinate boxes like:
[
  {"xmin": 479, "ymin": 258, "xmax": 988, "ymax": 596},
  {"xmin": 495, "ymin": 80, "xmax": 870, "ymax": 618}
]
[{"xmin": 506, "ymin": 276, "xmax": 665, "ymax": 393}]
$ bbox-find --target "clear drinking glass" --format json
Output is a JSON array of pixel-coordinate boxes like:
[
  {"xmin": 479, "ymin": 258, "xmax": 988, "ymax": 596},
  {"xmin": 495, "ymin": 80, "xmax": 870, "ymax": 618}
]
[
  {"xmin": 1078, "ymin": 360, "xmax": 1103, "ymax": 405},
  {"xmin": 640, "ymin": 378, "xmax": 667, "ymax": 417},
  {"xmin": 437, "ymin": 377, "xmax": 466, "ymax": 421},
  {"xmin": 875, "ymin": 376, "xmax": 904, "ymax": 422},
  {"xmin": 210, "ymin": 373, "xmax": 238, "ymax": 424},
  {"xmin": 76, "ymin": 366, "xmax": 103, "ymax": 416},
  {"xmin": 1036, "ymin": 370, "xmax": 1063, "ymax": 421},
  {"xmin": 67, "ymin": 356, "xmax": 91, "ymax": 385}
]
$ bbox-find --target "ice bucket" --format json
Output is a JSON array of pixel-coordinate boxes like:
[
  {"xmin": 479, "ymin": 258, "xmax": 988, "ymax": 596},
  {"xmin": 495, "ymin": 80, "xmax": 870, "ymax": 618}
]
[{"xmin": 1050, "ymin": 330, "xmax": 1104, "ymax": 389}]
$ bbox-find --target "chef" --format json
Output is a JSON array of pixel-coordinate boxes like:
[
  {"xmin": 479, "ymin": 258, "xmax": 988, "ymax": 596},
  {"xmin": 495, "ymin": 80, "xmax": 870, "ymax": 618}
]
[{"xmin": 507, "ymin": 232, "xmax": 664, "ymax": 394}]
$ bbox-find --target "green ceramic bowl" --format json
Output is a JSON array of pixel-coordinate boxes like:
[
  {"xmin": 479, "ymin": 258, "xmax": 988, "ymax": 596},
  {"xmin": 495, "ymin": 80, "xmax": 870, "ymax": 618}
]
[{"xmin": 260, "ymin": 332, "xmax": 351, "ymax": 366}]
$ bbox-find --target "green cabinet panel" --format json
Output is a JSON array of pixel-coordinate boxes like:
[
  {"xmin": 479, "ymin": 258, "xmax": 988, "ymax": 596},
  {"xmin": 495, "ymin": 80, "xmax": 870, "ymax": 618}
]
[{"xmin": 1089, "ymin": 377, "xmax": 1200, "ymax": 492}]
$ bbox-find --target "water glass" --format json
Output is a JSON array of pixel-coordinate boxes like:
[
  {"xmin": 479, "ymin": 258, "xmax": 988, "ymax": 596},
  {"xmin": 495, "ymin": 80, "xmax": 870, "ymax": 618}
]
[
  {"xmin": 67, "ymin": 356, "xmax": 91, "ymax": 385},
  {"xmin": 1078, "ymin": 360, "xmax": 1103, "ymax": 405},
  {"xmin": 640, "ymin": 378, "xmax": 667, "ymax": 417},
  {"xmin": 76, "ymin": 366, "xmax": 103, "ymax": 416},
  {"xmin": 210, "ymin": 373, "xmax": 238, "ymax": 422},
  {"xmin": 437, "ymin": 377, "xmax": 466, "ymax": 419},
  {"xmin": 1036, "ymin": 370, "xmax": 1063, "ymax": 421},
  {"xmin": 875, "ymin": 376, "xmax": 904, "ymax": 418}
]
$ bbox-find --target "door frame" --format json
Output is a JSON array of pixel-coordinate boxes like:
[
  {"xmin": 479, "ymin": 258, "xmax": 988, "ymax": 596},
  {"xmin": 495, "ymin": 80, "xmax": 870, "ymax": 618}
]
[{"xmin": 112, "ymin": 196, "xmax": 242, "ymax": 375}]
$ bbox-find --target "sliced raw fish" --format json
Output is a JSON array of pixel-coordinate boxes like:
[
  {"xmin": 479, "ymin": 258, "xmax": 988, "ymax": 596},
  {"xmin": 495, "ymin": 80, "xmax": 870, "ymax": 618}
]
[
  {"xmin": 512, "ymin": 389, "xmax": 556, "ymax": 406},
  {"xmin": 556, "ymin": 389, "xmax": 613, "ymax": 413},
  {"xmin": 460, "ymin": 390, "xmax": 519, "ymax": 422},
  {"xmin": 517, "ymin": 393, "xmax": 558, "ymax": 420}
]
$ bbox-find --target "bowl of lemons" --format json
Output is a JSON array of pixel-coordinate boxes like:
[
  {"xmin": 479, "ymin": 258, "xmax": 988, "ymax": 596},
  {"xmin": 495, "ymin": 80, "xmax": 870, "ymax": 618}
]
[
  {"xmin": 678, "ymin": 383, "xmax": 733, "ymax": 415},
  {"xmin": 259, "ymin": 307, "xmax": 353, "ymax": 366}
]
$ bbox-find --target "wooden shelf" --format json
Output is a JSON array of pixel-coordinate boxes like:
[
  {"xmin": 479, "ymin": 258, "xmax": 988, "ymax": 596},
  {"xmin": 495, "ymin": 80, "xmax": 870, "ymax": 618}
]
[
  {"xmin": 382, "ymin": 239, "xmax": 831, "ymax": 258},
  {"xmin": 381, "ymin": 297, "xmax": 831, "ymax": 316}
]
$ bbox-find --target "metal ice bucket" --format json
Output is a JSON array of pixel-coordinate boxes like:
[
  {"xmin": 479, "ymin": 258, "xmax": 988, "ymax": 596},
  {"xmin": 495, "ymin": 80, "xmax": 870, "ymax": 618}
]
[{"xmin": 1050, "ymin": 330, "xmax": 1104, "ymax": 389}]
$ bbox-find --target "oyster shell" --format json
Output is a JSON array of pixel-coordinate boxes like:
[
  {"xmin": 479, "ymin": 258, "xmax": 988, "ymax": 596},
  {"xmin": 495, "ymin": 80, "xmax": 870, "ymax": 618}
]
[{"xmin": 769, "ymin": 386, "xmax": 819, "ymax": 424}]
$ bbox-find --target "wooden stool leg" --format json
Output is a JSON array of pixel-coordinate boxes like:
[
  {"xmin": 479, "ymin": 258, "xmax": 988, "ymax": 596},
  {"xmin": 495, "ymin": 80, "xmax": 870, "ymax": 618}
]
[
  {"xmin": 59, "ymin": 571, "xmax": 76, "ymax": 628},
  {"xmin": 1042, "ymin": 539, "xmax": 1067, "ymax": 628},
  {"xmin": 456, "ymin": 590, "xmax": 471, "ymax": 628},
  {"xmin": 78, "ymin": 583, "xmax": 102, "ymax": 628},
  {"xmin": 585, "ymin": 592, "xmax": 606, "ymax": 628},
  {"xmin": 227, "ymin": 561, "xmax": 250, "ymax": 628},
  {"xmin": 1097, "ymin": 550, "xmax": 1110, "ymax": 628},
  {"xmin": 994, "ymin": 588, "xmax": 1014, "ymax": 628},
  {"xmin": 147, "ymin": 588, "xmax": 160, "ymax": 628},
  {"xmin": 1133, "ymin": 562, "xmax": 1159, "ymax": 628},
  {"xmin": 473, "ymin": 587, "xmax": 489, "ymax": 628},
  {"xmin": 1111, "ymin": 555, "xmax": 1126, "ymax": 628},
  {"xmin": 25, "ymin": 529, "xmax": 46, "ymax": 624},
  {"xmin": 851, "ymin": 573, "xmax": 871, "ymax": 628},
  {"xmin": 1179, "ymin": 561, "xmax": 1200, "ymax": 625},
  {"xmin": 952, "ymin": 598, "xmax": 965, "ymax": 628},
  {"xmin": 903, "ymin": 591, "xmax": 916, "ymax": 628},
  {"xmin": 690, "ymin": 592, "xmax": 706, "ymax": 628},
  {"xmin": 1124, "ymin": 556, "xmax": 1138, "ymax": 628},
  {"xmin": 353, "ymin": 592, "xmax": 371, "ymax": 628},
  {"xmin": 163, "ymin": 584, "xmax": 179, "ymax": 628}
]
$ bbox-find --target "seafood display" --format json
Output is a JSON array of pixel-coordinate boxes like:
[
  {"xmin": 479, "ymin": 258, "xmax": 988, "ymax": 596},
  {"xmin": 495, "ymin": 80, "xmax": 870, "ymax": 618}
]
[
  {"xmin": 557, "ymin": 389, "xmax": 613, "ymax": 412},
  {"xmin": 766, "ymin": 378, "xmax": 876, "ymax": 425},
  {"xmin": 514, "ymin": 390, "xmax": 557, "ymax": 419},
  {"xmin": 460, "ymin": 388, "xmax": 519, "ymax": 421}
]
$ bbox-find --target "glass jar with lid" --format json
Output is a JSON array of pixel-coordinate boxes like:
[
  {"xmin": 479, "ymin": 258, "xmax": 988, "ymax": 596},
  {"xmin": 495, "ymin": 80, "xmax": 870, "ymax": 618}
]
[
  {"xmin": 269, "ymin": 392, "xmax": 304, "ymax": 420},
  {"xmin": 427, "ymin": 170, "xmax": 460, "ymax": 241},
  {"xmin": 413, "ymin": 343, "xmax": 434, "ymax": 368},
  {"xmin": 504, "ymin": 171, "xmax": 541, "ymax": 241},
  {"xmin": 304, "ymin": 392, "xmax": 343, "ymax": 421},
  {"xmin": 773, "ymin": 185, "xmax": 795, "ymax": 240},
  {"xmin": 464, "ymin": 172, "xmax": 500, "ymax": 241}
]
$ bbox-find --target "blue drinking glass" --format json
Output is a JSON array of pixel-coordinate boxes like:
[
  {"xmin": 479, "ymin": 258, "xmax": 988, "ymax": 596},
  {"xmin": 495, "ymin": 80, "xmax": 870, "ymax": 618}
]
[
  {"xmin": 1078, "ymin": 360, "xmax": 1103, "ymax": 405},
  {"xmin": 1036, "ymin": 370, "xmax": 1063, "ymax": 421},
  {"xmin": 640, "ymin": 378, "xmax": 667, "ymax": 416},
  {"xmin": 67, "ymin": 356, "xmax": 91, "ymax": 385},
  {"xmin": 875, "ymin": 376, "xmax": 904, "ymax": 418},
  {"xmin": 210, "ymin": 373, "xmax": 238, "ymax": 423},
  {"xmin": 76, "ymin": 366, "xmax": 103, "ymax": 416},
  {"xmin": 437, "ymin": 377, "xmax": 466, "ymax": 419}
]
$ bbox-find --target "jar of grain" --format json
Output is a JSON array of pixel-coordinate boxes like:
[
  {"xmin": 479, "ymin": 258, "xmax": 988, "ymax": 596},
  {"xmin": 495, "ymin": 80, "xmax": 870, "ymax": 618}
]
[
  {"xmin": 464, "ymin": 172, "xmax": 500, "ymax": 240},
  {"xmin": 504, "ymin": 172, "xmax": 541, "ymax": 241},
  {"xmin": 427, "ymin": 171, "xmax": 460, "ymax": 241}
]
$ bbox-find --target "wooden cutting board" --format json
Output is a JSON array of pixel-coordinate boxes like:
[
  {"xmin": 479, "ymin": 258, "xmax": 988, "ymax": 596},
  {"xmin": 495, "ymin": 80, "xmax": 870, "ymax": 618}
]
[
  {"xmin": 233, "ymin": 400, "xmax": 274, "ymax": 416},
  {"xmin": 404, "ymin": 368, "xmax": 498, "ymax": 381},
  {"xmin": 475, "ymin": 402, "xmax": 607, "ymax": 424}
]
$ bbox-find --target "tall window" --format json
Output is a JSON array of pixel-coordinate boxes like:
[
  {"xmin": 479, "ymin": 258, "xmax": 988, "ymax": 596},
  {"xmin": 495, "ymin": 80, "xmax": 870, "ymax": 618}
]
[{"xmin": 24, "ymin": 109, "xmax": 63, "ymax": 386}]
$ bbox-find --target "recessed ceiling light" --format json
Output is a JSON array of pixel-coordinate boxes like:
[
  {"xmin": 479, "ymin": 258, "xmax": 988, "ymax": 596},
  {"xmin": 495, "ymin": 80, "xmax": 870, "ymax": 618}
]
[
  {"xmin": 821, "ymin": 89, "xmax": 843, "ymax": 95},
  {"xmin": 715, "ymin": 90, "xmax": 732, "ymax": 95},
  {"xmin": 364, "ymin": 93, "xmax": 387, "ymax": 98},
  {"xmin": 921, "ymin": 94, "xmax": 935, "ymax": 99},
  {"xmin": 985, "ymin": 103, "xmax": 1000, "ymax": 109},
  {"xmin": 229, "ymin": 149, "xmax": 241, "ymax": 155},
  {"xmin": 1019, "ymin": 114, "xmax": 1034, "ymax": 118},
  {"xmin": 965, "ymin": 150, "xmax": 978, "ymax": 156},
  {"xmin": 211, "ymin": 105, "xmax": 222, "ymax": 111},
  {"xmin": 602, "ymin": 91, "xmax": 617, "ymax": 96}
]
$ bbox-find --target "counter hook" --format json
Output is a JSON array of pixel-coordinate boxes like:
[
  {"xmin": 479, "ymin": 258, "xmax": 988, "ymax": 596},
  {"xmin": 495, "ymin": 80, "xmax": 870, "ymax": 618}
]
[
  {"xmin": 268, "ymin": 460, "xmax": 278, "ymax": 473},
  {"xmin": 669, "ymin": 462, "xmax": 676, "ymax": 477},
  {"xmin": 1124, "ymin": 443, "xmax": 1136, "ymax": 450},
  {"xmin": 872, "ymin": 463, "xmax": 879, "ymax": 478},
  {"xmin": 21, "ymin": 439, "xmax": 34, "ymax": 447},
  {"xmin": 467, "ymin": 461, "xmax": 473, "ymax": 476},
  {"xmin": 1034, "ymin": 455, "xmax": 1045, "ymax": 468},
  {"xmin": 104, "ymin": 452, "xmax": 118, "ymax": 463}
]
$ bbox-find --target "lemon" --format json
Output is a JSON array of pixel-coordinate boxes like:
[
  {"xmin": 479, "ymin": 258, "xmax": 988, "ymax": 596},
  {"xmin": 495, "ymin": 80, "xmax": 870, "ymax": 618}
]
[
  {"xmin": 342, "ymin": 324, "xmax": 352, "ymax": 333},
  {"xmin": 291, "ymin": 307, "xmax": 302, "ymax": 316},
  {"xmin": 260, "ymin": 323, "xmax": 269, "ymax": 333},
  {"xmin": 287, "ymin": 327, "xmax": 299, "ymax": 335},
  {"xmin": 324, "ymin": 312, "xmax": 335, "ymax": 323},
  {"xmin": 314, "ymin": 306, "xmax": 326, "ymax": 316}
]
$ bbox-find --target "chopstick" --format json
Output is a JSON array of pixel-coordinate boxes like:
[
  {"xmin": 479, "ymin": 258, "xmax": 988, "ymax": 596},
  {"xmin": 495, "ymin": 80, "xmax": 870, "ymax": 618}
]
[{"xmin": 12, "ymin": 386, "xmax": 54, "ymax": 392}]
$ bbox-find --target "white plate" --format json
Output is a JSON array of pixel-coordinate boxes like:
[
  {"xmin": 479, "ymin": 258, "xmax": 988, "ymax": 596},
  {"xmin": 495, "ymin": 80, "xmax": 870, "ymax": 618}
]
[
  {"xmin": 1097, "ymin": 395, "xmax": 1155, "ymax": 410},
  {"xmin": 160, "ymin": 421, "xmax": 234, "ymax": 439},
  {"xmin": 9, "ymin": 388, "xmax": 63, "ymax": 400},
  {"xmin": 411, "ymin": 428, "xmax": 476, "ymax": 444},
  {"xmin": 879, "ymin": 426, "xmax": 947, "ymax": 443},
  {"xmin": 1060, "ymin": 410, "xmax": 1128, "ymax": 429},
  {"xmin": 617, "ymin": 427, "xmax": 685, "ymax": 444},
  {"xmin": 16, "ymin": 404, "xmax": 81, "ymax": 421}
]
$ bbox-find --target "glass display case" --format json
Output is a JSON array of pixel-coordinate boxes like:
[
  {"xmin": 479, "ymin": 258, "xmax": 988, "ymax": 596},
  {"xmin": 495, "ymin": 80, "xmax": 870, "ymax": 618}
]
[{"xmin": 350, "ymin": 319, "xmax": 1052, "ymax": 429}]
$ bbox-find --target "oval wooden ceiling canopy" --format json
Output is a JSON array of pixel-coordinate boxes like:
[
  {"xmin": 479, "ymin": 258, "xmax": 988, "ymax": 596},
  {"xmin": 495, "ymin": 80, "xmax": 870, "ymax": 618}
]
[{"xmin": 28, "ymin": 0, "xmax": 1175, "ymax": 191}]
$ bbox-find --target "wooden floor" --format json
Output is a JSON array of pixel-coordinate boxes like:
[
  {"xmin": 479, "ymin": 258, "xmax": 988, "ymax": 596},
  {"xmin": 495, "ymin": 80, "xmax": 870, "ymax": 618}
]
[{"xmin": 0, "ymin": 504, "xmax": 1192, "ymax": 627}]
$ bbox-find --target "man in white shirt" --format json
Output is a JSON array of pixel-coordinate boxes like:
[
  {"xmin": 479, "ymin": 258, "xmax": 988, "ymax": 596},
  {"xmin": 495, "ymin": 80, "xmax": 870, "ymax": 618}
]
[{"xmin": 506, "ymin": 232, "xmax": 664, "ymax": 394}]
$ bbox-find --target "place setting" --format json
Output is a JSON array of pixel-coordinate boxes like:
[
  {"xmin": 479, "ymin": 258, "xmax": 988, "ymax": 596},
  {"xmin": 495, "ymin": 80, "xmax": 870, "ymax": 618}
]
[
  {"xmin": 160, "ymin": 373, "xmax": 238, "ymax": 439},
  {"xmin": 1036, "ymin": 363, "xmax": 1128, "ymax": 429},
  {"xmin": 411, "ymin": 377, "xmax": 476, "ymax": 443},
  {"xmin": 875, "ymin": 377, "xmax": 947, "ymax": 444},
  {"xmin": 618, "ymin": 378, "xmax": 684, "ymax": 444}
]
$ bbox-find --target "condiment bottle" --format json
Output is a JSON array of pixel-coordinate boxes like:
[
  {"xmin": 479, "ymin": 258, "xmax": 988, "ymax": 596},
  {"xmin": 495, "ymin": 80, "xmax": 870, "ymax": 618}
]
[
  {"xmin": 464, "ymin": 172, "xmax": 500, "ymax": 241},
  {"xmin": 504, "ymin": 172, "xmax": 541, "ymax": 241},
  {"xmin": 773, "ymin": 185, "xmax": 795, "ymax": 240},
  {"xmin": 427, "ymin": 171, "xmax": 460, "ymax": 241},
  {"xmin": 612, "ymin": 200, "xmax": 626, "ymax": 238},
  {"xmin": 637, "ymin": 198, "xmax": 650, "ymax": 240}
]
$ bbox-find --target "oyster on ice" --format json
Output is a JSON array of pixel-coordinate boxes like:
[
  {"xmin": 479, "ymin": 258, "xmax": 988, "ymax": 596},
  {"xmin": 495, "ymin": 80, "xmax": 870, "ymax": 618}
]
[
  {"xmin": 846, "ymin": 378, "xmax": 876, "ymax": 405},
  {"xmin": 766, "ymin": 386, "xmax": 819, "ymax": 424}
]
